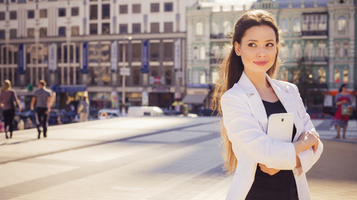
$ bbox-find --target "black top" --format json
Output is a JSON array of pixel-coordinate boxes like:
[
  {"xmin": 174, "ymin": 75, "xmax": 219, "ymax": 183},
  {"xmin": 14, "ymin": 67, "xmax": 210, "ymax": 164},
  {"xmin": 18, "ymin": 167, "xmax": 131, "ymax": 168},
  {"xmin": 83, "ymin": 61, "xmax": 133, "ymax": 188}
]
[{"xmin": 245, "ymin": 100, "xmax": 298, "ymax": 200}]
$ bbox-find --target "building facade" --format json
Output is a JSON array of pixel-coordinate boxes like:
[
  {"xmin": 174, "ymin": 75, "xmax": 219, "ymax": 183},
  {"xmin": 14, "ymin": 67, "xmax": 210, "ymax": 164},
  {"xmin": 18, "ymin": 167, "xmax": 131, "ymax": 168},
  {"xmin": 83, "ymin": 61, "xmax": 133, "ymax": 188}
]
[
  {"xmin": 186, "ymin": 0, "xmax": 357, "ymax": 112},
  {"xmin": 0, "ymin": 0, "xmax": 196, "ymax": 110}
]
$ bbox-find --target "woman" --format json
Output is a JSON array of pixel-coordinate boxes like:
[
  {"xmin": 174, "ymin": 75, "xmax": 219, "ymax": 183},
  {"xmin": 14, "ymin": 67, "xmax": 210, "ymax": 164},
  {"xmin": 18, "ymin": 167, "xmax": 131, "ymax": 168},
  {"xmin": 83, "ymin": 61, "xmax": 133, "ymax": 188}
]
[
  {"xmin": 0, "ymin": 80, "xmax": 22, "ymax": 139},
  {"xmin": 213, "ymin": 10, "xmax": 323, "ymax": 200},
  {"xmin": 331, "ymin": 84, "xmax": 352, "ymax": 139},
  {"xmin": 77, "ymin": 91, "xmax": 89, "ymax": 122}
]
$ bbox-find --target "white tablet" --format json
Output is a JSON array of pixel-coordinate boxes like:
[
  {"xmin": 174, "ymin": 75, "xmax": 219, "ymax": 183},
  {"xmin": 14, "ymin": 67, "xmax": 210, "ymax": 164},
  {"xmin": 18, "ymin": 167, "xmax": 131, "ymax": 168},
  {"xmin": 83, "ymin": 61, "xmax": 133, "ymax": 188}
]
[{"xmin": 267, "ymin": 113, "xmax": 294, "ymax": 142}]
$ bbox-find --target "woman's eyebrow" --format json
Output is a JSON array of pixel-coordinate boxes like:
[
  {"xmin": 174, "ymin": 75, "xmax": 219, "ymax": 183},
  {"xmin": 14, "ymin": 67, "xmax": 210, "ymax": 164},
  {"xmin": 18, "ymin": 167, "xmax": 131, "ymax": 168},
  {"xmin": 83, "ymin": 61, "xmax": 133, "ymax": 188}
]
[{"xmin": 246, "ymin": 39, "xmax": 275, "ymax": 42}]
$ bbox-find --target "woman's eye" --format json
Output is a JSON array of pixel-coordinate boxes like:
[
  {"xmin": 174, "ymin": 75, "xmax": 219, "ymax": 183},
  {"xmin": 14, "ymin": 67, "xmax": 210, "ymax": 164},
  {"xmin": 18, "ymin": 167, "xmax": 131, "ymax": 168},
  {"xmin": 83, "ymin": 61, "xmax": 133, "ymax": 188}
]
[
  {"xmin": 248, "ymin": 43, "xmax": 256, "ymax": 47},
  {"xmin": 266, "ymin": 43, "xmax": 274, "ymax": 47}
]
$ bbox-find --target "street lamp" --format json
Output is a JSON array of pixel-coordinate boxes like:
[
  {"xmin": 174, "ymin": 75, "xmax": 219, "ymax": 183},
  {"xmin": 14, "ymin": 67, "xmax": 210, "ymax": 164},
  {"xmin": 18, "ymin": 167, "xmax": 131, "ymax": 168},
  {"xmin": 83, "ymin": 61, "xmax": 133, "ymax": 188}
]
[{"xmin": 121, "ymin": 36, "xmax": 132, "ymax": 116}]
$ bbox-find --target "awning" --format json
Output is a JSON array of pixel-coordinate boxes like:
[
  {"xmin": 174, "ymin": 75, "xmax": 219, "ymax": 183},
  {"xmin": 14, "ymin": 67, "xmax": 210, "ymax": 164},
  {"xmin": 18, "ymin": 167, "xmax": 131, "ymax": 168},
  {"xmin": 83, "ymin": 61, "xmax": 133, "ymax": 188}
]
[
  {"xmin": 182, "ymin": 94, "xmax": 207, "ymax": 104},
  {"xmin": 51, "ymin": 85, "xmax": 87, "ymax": 93}
]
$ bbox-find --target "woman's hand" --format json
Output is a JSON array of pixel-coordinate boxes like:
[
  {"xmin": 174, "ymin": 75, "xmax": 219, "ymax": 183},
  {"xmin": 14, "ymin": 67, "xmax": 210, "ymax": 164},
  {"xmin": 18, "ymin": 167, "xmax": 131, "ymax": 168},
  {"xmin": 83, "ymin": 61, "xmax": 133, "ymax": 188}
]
[
  {"xmin": 298, "ymin": 131, "xmax": 319, "ymax": 153},
  {"xmin": 259, "ymin": 163, "xmax": 280, "ymax": 176}
]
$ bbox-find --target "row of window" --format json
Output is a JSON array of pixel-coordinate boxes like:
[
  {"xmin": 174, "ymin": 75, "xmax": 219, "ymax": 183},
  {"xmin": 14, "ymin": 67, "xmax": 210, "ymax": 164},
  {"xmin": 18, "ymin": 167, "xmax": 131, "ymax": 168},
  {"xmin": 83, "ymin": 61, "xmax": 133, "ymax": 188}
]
[
  {"xmin": 0, "ymin": 2, "xmax": 174, "ymax": 21},
  {"xmin": 0, "ymin": 21, "xmax": 175, "ymax": 39},
  {"xmin": 0, "ymin": 41, "xmax": 175, "ymax": 65}
]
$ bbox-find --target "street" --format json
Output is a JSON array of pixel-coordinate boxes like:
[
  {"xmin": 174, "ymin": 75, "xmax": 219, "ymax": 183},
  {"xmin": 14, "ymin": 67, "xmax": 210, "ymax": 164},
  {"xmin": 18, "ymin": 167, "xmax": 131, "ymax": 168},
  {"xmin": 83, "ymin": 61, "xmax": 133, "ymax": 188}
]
[{"xmin": 0, "ymin": 117, "xmax": 356, "ymax": 200}]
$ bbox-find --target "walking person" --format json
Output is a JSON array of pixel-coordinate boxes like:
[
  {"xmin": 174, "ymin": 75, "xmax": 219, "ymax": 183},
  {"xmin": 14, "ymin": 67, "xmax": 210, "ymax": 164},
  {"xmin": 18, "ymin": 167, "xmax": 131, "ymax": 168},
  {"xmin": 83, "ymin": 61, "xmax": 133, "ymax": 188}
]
[
  {"xmin": 0, "ymin": 80, "xmax": 22, "ymax": 139},
  {"xmin": 213, "ymin": 10, "xmax": 323, "ymax": 200},
  {"xmin": 77, "ymin": 91, "xmax": 89, "ymax": 122},
  {"xmin": 331, "ymin": 84, "xmax": 352, "ymax": 139},
  {"xmin": 30, "ymin": 80, "xmax": 51, "ymax": 139}
]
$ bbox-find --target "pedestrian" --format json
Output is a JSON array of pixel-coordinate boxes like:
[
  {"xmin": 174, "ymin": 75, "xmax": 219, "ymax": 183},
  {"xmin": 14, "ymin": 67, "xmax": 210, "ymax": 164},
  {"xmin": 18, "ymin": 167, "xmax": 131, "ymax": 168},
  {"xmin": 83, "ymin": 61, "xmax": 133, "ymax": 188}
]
[
  {"xmin": 331, "ymin": 84, "xmax": 352, "ymax": 139},
  {"xmin": 77, "ymin": 91, "xmax": 90, "ymax": 122},
  {"xmin": 213, "ymin": 10, "xmax": 323, "ymax": 200},
  {"xmin": 30, "ymin": 80, "xmax": 52, "ymax": 139},
  {"xmin": 0, "ymin": 80, "xmax": 22, "ymax": 139}
]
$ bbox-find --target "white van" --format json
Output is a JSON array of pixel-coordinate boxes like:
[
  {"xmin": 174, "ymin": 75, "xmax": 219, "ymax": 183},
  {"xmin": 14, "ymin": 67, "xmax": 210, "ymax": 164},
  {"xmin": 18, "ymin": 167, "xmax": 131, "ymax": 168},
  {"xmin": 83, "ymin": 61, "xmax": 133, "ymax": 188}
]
[
  {"xmin": 97, "ymin": 109, "xmax": 121, "ymax": 119},
  {"xmin": 127, "ymin": 106, "xmax": 164, "ymax": 117}
]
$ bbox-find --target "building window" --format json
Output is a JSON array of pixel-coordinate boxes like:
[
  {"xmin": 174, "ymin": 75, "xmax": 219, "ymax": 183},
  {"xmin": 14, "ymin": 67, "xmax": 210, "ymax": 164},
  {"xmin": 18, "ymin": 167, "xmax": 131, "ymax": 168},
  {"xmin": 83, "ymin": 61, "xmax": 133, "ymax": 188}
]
[
  {"xmin": 164, "ymin": 68, "xmax": 173, "ymax": 85},
  {"xmin": 90, "ymin": 5, "xmax": 98, "ymax": 20},
  {"xmin": 150, "ymin": 43, "xmax": 159, "ymax": 61},
  {"xmin": 318, "ymin": 15, "xmax": 327, "ymax": 30},
  {"xmin": 132, "ymin": 43, "xmax": 141, "ymax": 61},
  {"xmin": 151, "ymin": 22, "xmax": 160, "ymax": 33},
  {"xmin": 72, "ymin": 7, "xmax": 79, "ymax": 16},
  {"xmin": 90, "ymin": 23, "xmax": 97, "ymax": 35},
  {"xmin": 9, "ymin": 11, "xmax": 16, "ymax": 20},
  {"xmin": 71, "ymin": 26, "xmax": 79, "ymax": 36},
  {"xmin": 151, "ymin": 3, "xmax": 159, "ymax": 12},
  {"xmin": 334, "ymin": 69, "xmax": 340, "ymax": 83},
  {"xmin": 132, "ymin": 4, "xmax": 141, "ymax": 13},
  {"xmin": 132, "ymin": 23, "xmax": 141, "ymax": 33},
  {"xmin": 28, "ymin": 10, "xmax": 34, "ymax": 19},
  {"xmin": 0, "ymin": 0, "xmax": 4, "ymax": 3},
  {"xmin": 102, "ymin": 4, "xmax": 110, "ymax": 19},
  {"xmin": 335, "ymin": 42, "xmax": 340, "ymax": 58},
  {"xmin": 118, "ymin": 43, "xmax": 128, "ymax": 62},
  {"xmin": 40, "ymin": 9, "xmax": 47, "ymax": 18},
  {"xmin": 0, "ymin": 12, "xmax": 5, "ymax": 21},
  {"xmin": 132, "ymin": 68, "xmax": 141, "ymax": 85},
  {"xmin": 102, "ymin": 23, "xmax": 110, "ymax": 34},
  {"xmin": 338, "ymin": 16, "xmax": 346, "ymax": 31},
  {"xmin": 318, "ymin": 68, "xmax": 326, "ymax": 83},
  {"xmin": 0, "ymin": 30, "xmax": 4, "ymax": 39},
  {"xmin": 10, "ymin": 29, "xmax": 16, "ymax": 38},
  {"xmin": 119, "ymin": 5, "xmax": 128, "ymax": 14},
  {"xmin": 293, "ymin": 18, "xmax": 300, "ymax": 32},
  {"xmin": 28, "ymin": 28, "xmax": 35, "ymax": 37},
  {"xmin": 223, "ymin": 21, "xmax": 231, "ymax": 36},
  {"xmin": 164, "ymin": 42, "xmax": 173, "ymax": 61},
  {"xmin": 164, "ymin": 22, "xmax": 173, "ymax": 33},
  {"xmin": 58, "ymin": 27, "xmax": 66, "ymax": 36},
  {"xmin": 40, "ymin": 27, "xmax": 47, "ymax": 37},
  {"xmin": 164, "ymin": 2, "xmax": 173, "ymax": 12},
  {"xmin": 343, "ymin": 41, "xmax": 349, "ymax": 57},
  {"xmin": 211, "ymin": 22, "xmax": 219, "ymax": 35},
  {"xmin": 343, "ymin": 69, "xmax": 348, "ymax": 83},
  {"xmin": 196, "ymin": 22, "xmax": 203, "ymax": 36},
  {"xmin": 280, "ymin": 19, "xmax": 288, "ymax": 31},
  {"xmin": 58, "ymin": 8, "xmax": 66, "ymax": 17},
  {"xmin": 119, "ymin": 24, "xmax": 127, "ymax": 34},
  {"xmin": 200, "ymin": 46, "xmax": 206, "ymax": 60}
]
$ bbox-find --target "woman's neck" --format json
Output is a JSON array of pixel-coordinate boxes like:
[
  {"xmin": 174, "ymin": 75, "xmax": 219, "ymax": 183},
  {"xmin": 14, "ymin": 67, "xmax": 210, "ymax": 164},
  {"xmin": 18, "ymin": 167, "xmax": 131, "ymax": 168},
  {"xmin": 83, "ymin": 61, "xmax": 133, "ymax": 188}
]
[{"xmin": 245, "ymin": 71, "xmax": 270, "ymax": 91}]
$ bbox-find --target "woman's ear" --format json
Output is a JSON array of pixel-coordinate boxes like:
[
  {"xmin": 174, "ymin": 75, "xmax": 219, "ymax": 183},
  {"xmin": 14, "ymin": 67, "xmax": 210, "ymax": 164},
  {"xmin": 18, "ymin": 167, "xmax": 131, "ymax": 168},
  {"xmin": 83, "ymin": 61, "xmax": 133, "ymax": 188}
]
[{"xmin": 234, "ymin": 41, "xmax": 241, "ymax": 56}]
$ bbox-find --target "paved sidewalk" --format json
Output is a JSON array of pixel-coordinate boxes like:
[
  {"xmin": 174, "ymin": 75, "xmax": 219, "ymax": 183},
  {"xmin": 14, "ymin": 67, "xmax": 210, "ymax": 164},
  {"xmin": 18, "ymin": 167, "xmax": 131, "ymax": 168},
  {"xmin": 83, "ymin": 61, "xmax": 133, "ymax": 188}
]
[{"xmin": 0, "ymin": 117, "xmax": 355, "ymax": 200}]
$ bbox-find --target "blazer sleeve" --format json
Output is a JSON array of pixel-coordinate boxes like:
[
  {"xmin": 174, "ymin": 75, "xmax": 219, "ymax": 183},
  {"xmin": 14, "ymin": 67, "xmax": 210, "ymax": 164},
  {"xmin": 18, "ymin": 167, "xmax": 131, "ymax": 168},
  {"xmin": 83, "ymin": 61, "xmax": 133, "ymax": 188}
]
[
  {"xmin": 221, "ymin": 91, "xmax": 297, "ymax": 170},
  {"xmin": 292, "ymin": 84, "xmax": 323, "ymax": 177}
]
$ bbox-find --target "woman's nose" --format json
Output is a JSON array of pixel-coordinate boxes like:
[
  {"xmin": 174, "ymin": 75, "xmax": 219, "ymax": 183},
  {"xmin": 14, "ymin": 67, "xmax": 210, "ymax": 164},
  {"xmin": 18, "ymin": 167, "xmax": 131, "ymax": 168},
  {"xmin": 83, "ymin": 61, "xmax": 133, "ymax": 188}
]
[{"xmin": 257, "ymin": 48, "xmax": 266, "ymax": 57}]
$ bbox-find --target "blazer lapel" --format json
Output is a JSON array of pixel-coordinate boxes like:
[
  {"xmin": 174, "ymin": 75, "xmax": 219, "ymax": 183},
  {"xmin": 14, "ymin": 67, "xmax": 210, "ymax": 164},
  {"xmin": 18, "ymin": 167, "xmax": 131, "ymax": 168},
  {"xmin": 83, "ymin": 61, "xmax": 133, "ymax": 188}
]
[{"xmin": 237, "ymin": 73, "xmax": 268, "ymax": 132}]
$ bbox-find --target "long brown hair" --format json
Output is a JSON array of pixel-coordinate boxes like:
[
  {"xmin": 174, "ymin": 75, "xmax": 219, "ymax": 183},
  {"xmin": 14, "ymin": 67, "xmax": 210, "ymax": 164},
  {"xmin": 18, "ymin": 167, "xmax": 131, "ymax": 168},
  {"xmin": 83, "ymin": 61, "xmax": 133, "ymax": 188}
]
[
  {"xmin": 213, "ymin": 10, "xmax": 282, "ymax": 174},
  {"xmin": 1, "ymin": 80, "xmax": 11, "ymax": 92}
]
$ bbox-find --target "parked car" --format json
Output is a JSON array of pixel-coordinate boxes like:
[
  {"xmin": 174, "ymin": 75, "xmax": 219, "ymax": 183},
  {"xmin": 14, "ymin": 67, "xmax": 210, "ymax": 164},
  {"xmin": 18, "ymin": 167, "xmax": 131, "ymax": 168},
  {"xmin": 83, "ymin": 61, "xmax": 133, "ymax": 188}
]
[
  {"xmin": 49, "ymin": 109, "xmax": 77, "ymax": 125},
  {"xmin": 97, "ymin": 109, "xmax": 121, "ymax": 119},
  {"xmin": 127, "ymin": 106, "xmax": 163, "ymax": 117},
  {"xmin": 162, "ymin": 109, "xmax": 183, "ymax": 116},
  {"xmin": 310, "ymin": 113, "xmax": 333, "ymax": 119},
  {"xmin": 198, "ymin": 109, "xmax": 218, "ymax": 116}
]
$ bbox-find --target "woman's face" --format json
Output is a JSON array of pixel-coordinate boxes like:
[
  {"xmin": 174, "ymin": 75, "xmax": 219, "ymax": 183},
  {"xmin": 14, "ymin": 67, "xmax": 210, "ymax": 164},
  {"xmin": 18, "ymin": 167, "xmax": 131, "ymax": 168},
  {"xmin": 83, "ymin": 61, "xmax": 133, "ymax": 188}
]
[
  {"xmin": 234, "ymin": 25, "xmax": 277, "ymax": 76},
  {"xmin": 342, "ymin": 86, "xmax": 347, "ymax": 92}
]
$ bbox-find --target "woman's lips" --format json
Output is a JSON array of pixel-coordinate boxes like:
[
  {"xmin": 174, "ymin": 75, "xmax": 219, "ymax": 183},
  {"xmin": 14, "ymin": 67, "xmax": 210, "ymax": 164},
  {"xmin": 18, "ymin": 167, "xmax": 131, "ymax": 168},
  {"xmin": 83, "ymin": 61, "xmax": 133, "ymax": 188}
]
[{"xmin": 254, "ymin": 61, "xmax": 268, "ymax": 66}]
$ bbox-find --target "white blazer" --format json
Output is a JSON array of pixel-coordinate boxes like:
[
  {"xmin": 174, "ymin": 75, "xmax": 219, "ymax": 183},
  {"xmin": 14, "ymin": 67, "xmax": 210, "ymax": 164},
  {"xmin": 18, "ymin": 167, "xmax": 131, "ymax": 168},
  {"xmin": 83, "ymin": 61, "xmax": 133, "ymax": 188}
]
[{"xmin": 221, "ymin": 72, "xmax": 323, "ymax": 200}]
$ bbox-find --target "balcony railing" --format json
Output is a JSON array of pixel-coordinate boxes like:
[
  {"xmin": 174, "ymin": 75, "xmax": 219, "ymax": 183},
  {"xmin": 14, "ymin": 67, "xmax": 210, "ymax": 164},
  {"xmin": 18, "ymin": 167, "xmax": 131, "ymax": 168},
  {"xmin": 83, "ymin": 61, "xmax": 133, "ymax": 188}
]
[{"xmin": 301, "ymin": 30, "xmax": 327, "ymax": 37}]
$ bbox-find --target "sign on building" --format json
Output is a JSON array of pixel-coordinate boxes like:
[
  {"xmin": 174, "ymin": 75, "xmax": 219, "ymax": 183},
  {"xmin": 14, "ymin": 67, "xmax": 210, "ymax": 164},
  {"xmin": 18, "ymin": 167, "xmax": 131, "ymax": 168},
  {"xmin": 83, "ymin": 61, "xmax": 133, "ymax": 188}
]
[
  {"xmin": 141, "ymin": 39, "xmax": 148, "ymax": 73},
  {"xmin": 150, "ymin": 76, "xmax": 165, "ymax": 84},
  {"xmin": 174, "ymin": 38, "xmax": 181, "ymax": 70},
  {"xmin": 81, "ymin": 42, "xmax": 88, "ymax": 73},
  {"xmin": 48, "ymin": 43, "xmax": 57, "ymax": 72},
  {"xmin": 111, "ymin": 41, "xmax": 118, "ymax": 72},
  {"xmin": 120, "ymin": 67, "xmax": 130, "ymax": 76},
  {"xmin": 17, "ymin": 44, "xmax": 25, "ymax": 74}
]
